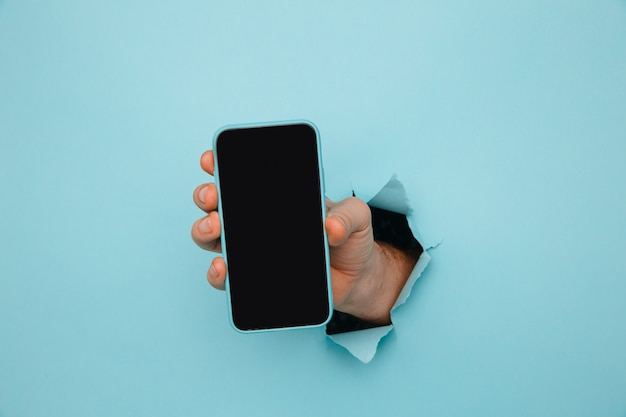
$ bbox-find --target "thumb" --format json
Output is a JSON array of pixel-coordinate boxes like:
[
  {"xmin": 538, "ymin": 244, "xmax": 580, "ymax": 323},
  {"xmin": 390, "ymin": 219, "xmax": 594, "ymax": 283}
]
[{"xmin": 325, "ymin": 197, "xmax": 372, "ymax": 246}]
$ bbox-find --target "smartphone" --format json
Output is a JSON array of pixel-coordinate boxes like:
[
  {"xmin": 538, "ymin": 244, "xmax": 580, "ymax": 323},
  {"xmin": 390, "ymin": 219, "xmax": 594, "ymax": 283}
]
[{"xmin": 213, "ymin": 120, "xmax": 333, "ymax": 332}]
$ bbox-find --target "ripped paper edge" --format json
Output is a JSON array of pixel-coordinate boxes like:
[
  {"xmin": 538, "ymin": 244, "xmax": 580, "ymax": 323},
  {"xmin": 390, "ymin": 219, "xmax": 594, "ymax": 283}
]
[{"xmin": 327, "ymin": 174, "xmax": 436, "ymax": 363}]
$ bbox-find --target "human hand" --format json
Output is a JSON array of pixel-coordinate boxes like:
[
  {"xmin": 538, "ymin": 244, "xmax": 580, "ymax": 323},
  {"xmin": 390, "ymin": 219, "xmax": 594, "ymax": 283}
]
[{"xmin": 191, "ymin": 151, "xmax": 416, "ymax": 325}]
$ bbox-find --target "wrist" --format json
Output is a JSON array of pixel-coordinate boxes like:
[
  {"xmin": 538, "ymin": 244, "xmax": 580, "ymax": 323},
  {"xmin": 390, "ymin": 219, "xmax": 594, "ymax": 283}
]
[{"xmin": 343, "ymin": 241, "xmax": 417, "ymax": 325}]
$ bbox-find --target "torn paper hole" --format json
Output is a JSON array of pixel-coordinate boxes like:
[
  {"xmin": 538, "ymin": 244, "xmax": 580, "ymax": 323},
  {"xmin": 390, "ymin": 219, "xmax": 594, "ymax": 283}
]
[{"xmin": 326, "ymin": 174, "xmax": 434, "ymax": 363}]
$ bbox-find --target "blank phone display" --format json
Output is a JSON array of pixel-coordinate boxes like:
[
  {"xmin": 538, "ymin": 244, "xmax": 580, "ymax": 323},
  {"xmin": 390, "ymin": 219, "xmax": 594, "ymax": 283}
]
[{"xmin": 214, "ymin": 123, "xmax": 331, "ymax": 331}]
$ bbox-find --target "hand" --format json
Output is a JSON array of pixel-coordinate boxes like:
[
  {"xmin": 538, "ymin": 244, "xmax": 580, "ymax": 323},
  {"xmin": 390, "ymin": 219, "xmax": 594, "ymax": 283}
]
[{"xmin": 191, "ymin": 151, "xmax": 417, "ymax": 324}]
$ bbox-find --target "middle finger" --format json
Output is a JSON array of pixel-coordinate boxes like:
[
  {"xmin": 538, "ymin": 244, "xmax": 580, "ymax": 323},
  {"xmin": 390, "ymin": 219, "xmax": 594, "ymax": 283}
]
[{"xmin": 193, "ymin": 182, "xmax": 219, "ymax": 213}]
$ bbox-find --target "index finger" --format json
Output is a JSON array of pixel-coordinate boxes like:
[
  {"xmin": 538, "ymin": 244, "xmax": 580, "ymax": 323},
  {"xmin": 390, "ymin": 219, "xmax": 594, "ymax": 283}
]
[{"xmin": 200, "ymin": 150, "xmax": 215, "ymax": 176}]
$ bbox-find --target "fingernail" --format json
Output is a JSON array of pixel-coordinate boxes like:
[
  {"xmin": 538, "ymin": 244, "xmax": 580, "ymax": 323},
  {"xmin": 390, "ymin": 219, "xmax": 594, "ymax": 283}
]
[
  {"xmin": 198, "ymin": 186, "xmax": 207, "ymax": 204},
  {"xmin": 209, "ymin": 264, "xmax": 218, "ymax": 278},
  {"xmin": 199, "ymin": 217, "xmax": 212, "ymax": 233}
]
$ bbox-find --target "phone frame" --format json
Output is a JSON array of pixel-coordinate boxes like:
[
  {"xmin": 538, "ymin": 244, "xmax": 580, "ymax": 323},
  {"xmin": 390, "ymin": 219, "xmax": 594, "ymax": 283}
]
[{"xmin": 212, "ymin": 119, "xmax": 333, "ymax": 333}]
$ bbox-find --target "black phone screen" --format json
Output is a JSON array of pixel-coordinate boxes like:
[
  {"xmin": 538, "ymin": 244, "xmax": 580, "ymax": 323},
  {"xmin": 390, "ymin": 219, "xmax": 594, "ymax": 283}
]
[{"xmin": 214, "ymin": 122, "xmax": 331, "ymax": 331}]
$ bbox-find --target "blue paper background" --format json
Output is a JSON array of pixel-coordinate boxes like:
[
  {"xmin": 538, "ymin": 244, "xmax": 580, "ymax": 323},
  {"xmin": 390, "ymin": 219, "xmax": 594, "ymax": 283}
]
[{"xmin": 1, "ymin": 1, "xmax": 625, "ymax": 416}]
